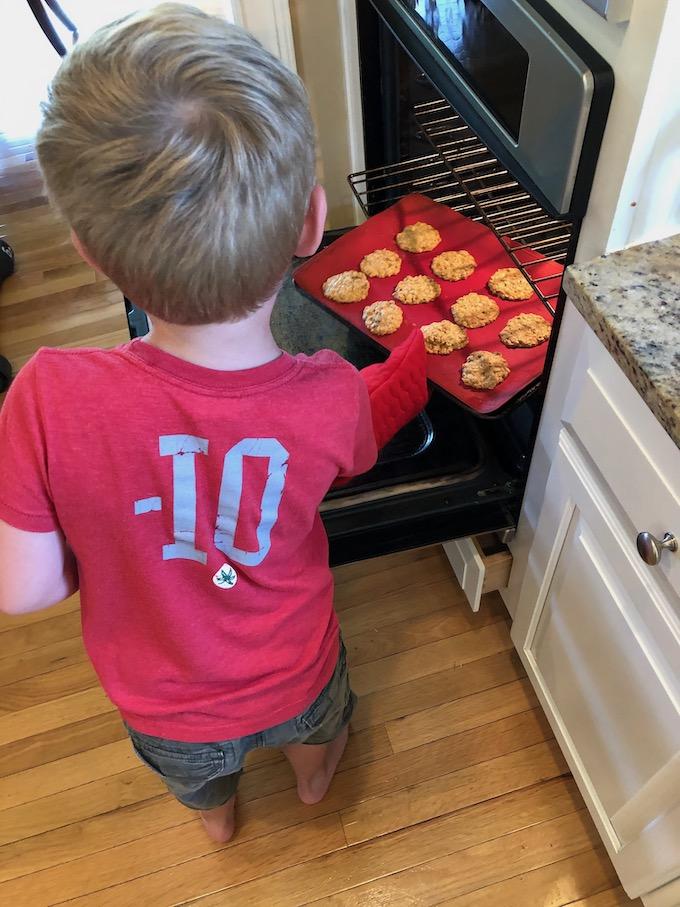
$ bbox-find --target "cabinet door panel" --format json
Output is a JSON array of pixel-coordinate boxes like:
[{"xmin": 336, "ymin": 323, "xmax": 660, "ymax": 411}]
[
  {"xmin": 533, "ymin": 508, "xmax": 678, "ymax": 825},
  {"xmin": 512, "ymin": 428, "xmax": 680, "ymax": 895}
]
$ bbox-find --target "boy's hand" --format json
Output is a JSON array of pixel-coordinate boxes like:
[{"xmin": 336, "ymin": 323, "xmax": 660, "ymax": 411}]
[{"xmin": 0, "ymin": 519, "xmax": 78, "ymax": 615}]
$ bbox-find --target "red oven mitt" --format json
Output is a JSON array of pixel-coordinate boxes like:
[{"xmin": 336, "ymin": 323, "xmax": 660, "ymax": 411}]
[
  {"xmin": 333, "ymin": 329, "xmax": 429, "ymax": 489},
  {"xmin": 360, "ymin": 328, "xmax": 429, "ymax": 450}
]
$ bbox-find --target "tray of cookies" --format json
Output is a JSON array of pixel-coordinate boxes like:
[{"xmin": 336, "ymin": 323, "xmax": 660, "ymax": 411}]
[{"xmin": 293, "ymin": 193, "xmax": 562, "ymax": 416}]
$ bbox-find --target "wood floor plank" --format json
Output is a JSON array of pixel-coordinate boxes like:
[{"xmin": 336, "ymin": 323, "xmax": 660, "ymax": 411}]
[
  {"xmin": 338, "ymin": 577, "xmax": 466, "ymax": 640},
  {"xmin": 350, "ymin": 620, "xmax": 513, "ymax": 697},
  {"xmin": 331, "ymin": 545, "xmax": 441, "ymax": 586},
  {"xmin": 341, "ymin": 738, "xmax": 569, "ymax": 845},
  {"xmin": 52, "ymin": 814, "xmax": 347, "ymax": 907},
  {"xmin": 567, "ymin": 887, "xmax": 642, "ymax": 906},
  {"xmin": 0, "ymin": 711, "xmax": 126, "ymax": 778},
  {"xmin": 0, "ymin": 594, "xmax": 79, "ymax": 632},
  {"xmin": 0, "ymin": 687, "xmax": 115, "ymax": 747},
  {"xmin": 333, "ymin": 552, "xmax": 452, "ymax": 611},
  {"xmin": 0, "ymin": 636, "xmax": 87, "ymax": 687},
  {"xmin": 385, "ymin": 676, "xmax": 538, "ymax": 752},
  {"xmin": 6, "ymin": 312, "xmax": 127, "ymax": 357},
  {"xmin": 0, "ymin": 279, "xmax": 120, "ymax": 327},
  {"xmin": 0, "ymin": 660, "xmax": 99, "ymax": 711},
  {"xmin": 351, "ymin": 648, "xmax": 526, "ymax": 732},
  {"xmin": 0, "ymin": 266, "xmax": 97, "ymax": 306},
  {"xmin": 0, "ymin": 609, "xmax": 81, "ymax": 659},
  {"xmin": 315, "ymin": 809, "xmax": 599, "ymax": 905},
  {"xmin": 186, "ymin": 778, "xmax": 584, "ymax": 907},
  {"xmin": 0, "ymin": 797, "xmax": 187, "ymax": 887},
  {"xmin": 0, "ymin": 739, "xmax": 137, "ymax": 812},
  {"xmin": 343, "ymin": 595, "xmax": 506, "ymax": 666},
  {"xmin": 2, "ymin": 299, "xmax": 126, "ymax": 346},
  {"xmin": 0, "ymin": 766, "xmax": 163, "ymax": 847},
  {"xmin": 438, "ymin": 848, "xmax": 620, "ymax": 906}
]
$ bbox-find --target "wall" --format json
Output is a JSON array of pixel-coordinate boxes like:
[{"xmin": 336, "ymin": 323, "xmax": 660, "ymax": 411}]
[
  {"xmin": 231, "ymin": 0, "xmax": 297, "ymax": 71},
  {"xmin": 623, "ymin": 2, "xmax": 680, "ymax": 247},
  {"xmin": 545, "ymin": 0, "xmax": 678, "ymax": 259},
  {"xmin": 289, "ymin": 0, "xmax": 364, "ymax": 229}
]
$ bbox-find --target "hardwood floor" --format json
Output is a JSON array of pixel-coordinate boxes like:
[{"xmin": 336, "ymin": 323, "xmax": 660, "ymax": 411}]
[
  {"xmin": 0, "ymin": 136, "xmax": 129, "ymax": 379},
  {"xmin": 0, "ymin": 139, "xmax": 641, "ymax": 906}
]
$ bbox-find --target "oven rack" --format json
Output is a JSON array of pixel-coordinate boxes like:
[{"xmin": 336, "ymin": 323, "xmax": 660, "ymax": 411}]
[{"xmin": 348, "ymin": 99, "xmax": 572, "ymax": 313}]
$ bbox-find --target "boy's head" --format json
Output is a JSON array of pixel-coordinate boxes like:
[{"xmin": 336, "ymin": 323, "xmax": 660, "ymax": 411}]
[{"xmin": 37, "ymin": 3, "xmax": 319, "ymax": 325}]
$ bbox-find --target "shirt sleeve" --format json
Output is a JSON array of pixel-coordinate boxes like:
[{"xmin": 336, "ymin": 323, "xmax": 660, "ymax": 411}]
[
  {"xmin": 0, "ymin": 353, "xmax": 59, "ymax": 532},
  {"xmin": 339, "ymin": 372, "xmax": 378, "ymax": 479}
]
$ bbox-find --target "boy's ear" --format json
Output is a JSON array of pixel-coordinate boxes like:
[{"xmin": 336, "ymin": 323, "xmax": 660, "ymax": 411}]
[
  {"xmin": 70, "ymin": 229, "xmax": 100, "ymax": 271},
  {"xmin": 295, "ymin": 184, "xmax": 328, "ymax": 258}
]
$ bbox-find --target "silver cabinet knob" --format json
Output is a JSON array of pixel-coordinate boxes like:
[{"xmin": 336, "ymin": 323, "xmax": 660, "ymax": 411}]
[{"xmin": 636, "ymin": 531, "xmax": 678, "ymax": 566}]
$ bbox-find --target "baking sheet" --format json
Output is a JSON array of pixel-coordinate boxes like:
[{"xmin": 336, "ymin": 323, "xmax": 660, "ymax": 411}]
[{"xmin": 293, "ymin": 193, "xmax": 563, "ymax": 415}]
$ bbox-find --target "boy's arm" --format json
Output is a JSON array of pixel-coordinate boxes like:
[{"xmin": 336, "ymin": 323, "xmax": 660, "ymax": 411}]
[
  {"xmin": 0, "ymin": 520, "xmax": 78, "ymax": 615},
  {"xmin": 339, "ymin": 375, "xmax": 379, "ymax": 479},
  {"xmin": 0, "ymin": 352, "xmax": 78, "ymax": 615}
]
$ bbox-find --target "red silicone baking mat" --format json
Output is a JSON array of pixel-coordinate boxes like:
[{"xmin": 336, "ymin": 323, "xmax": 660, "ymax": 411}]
[{"xmin": 294, "ymin": 193, "xmax": 563, "ymax": 416}]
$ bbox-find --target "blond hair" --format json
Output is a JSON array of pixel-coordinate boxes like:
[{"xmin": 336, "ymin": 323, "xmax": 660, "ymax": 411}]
[{"xmin": 37, "ymin": 3, "xmax": 316, "ymax": 324}]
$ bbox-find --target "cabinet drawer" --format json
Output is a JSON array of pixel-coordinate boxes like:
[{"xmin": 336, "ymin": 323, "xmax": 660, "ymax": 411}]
[
  {"xmin": 564, "ymin": 333, "xmax": 680, "ymax": 600},
  {"xmin": 444, "ymin": 533, "xmax": 512, "ymax": 611}
]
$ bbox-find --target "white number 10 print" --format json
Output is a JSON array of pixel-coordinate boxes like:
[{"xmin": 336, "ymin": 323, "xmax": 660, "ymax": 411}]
[{"xmin": 135, "ymin": 435, "xmax": 289, "ymax": 567}]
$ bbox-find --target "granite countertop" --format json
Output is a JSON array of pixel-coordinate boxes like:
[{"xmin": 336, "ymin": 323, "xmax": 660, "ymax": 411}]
[{"xmin": 564, "ymin": 235, "xmax": 680, "ymax": 450}]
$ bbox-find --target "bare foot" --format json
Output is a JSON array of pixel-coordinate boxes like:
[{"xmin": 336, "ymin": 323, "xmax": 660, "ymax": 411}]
[
  {"xmin": 297, "ymin": 725, "xmax": 349, "ymax": 805},
  {"xmin": 200, "ymin": 795, "xmax": 236, "ymax": 843}
]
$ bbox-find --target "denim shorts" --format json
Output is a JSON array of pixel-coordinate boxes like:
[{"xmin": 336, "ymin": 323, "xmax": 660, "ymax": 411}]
[{"xmin": 125, "ymin": 638, "xmax": 355, "ymax": 810}]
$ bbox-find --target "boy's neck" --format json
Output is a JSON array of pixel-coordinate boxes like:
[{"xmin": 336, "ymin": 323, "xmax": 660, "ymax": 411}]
[{"xmin": 143, "ymin": 297, "xmax": 282, "ymax": 371}]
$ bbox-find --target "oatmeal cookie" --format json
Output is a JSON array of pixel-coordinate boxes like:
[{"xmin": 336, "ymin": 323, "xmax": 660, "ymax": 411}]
[
  {"xmin": 360, "ymin": 248, "xmax": 402, "ymax": 278},
  {"xmin": 451, "ymin": 293, "xmax": 500, "ymax": 329},
  {"xmin": 487, "ymin": 267, "xmax": 533, "ymax": 300},
  {"xmin": 395, "ymin": 222, "xmax": 442, "ymax": 253},
  {"xmin": 461, "ymin": 351, "xmax": 510, "ymax": 390},
  {"xmin": 431, "ymin": 250, "xmax": 476, "ymax": 281},
  {"xmin": 394, "ymin": 275, "xmax": 441, "ymax": 305},
  {"xmin": 420, "ymin": 321, "xmax": 468, "ymax": 354},
  {"xmin": 500, "ymin": 313, "xmax": 551, "ymax": 348},
  {"xmin": 322, "ymin": 270, "xmax": 369, "ymax": 303},
  {"xmin": 362, "ymin": 300, "xmax": 404, "ymax": 336}
]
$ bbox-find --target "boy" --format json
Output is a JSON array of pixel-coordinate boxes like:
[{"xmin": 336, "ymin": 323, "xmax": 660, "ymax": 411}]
[{"xmin": 0, "ymin": 4, "xmax": 377, "ymax": 843}]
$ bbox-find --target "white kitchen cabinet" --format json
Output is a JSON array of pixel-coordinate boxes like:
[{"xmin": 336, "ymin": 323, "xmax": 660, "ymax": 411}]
[{"xmin": 508, "ymin": 300, "xmax": 680, "ymax": 904}]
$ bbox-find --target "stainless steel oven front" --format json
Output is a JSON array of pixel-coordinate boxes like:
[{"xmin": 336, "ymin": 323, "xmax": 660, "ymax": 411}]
[{"xmin": 368, "ymin": 0, "xmax": 613, "ymax": 216}]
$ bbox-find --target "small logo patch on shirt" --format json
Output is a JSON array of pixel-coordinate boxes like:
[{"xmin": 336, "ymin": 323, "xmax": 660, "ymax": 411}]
[{"xmin": 213, "ymin": 563, "xmax": 238, "ymax": 589}]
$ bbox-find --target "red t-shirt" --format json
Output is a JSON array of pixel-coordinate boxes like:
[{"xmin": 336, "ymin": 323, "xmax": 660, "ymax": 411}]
[{"xmin": 0, "ymin": 341, "xmax": 377, "ymax": 741}]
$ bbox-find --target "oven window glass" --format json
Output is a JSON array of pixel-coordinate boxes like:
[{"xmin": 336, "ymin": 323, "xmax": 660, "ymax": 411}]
[{"xmin": 399, "ymin": 0, "xmax": 529, "ymax": 140}]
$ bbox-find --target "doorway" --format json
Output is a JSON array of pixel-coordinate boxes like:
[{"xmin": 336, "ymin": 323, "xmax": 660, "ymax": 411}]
[{"xmin": 1, "ymin": 2, "xmax": 233, "ymax": 142}]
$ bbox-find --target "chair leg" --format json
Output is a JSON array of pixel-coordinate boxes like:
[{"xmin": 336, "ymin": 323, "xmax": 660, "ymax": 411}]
[
  {"xmin": 26, "ymin": 0, "xmax": 68, "ymax": 56},
  {"xmin": 43, "ymin": 0, "xmax": 78, "ymax": 42}
]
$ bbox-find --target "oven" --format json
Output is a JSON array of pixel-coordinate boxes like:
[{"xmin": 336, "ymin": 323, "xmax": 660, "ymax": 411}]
[{"xmin": 126, "ymin": 0, "xmax": 613, "ymax": 567}]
